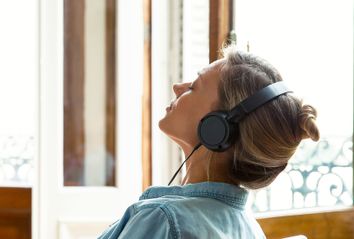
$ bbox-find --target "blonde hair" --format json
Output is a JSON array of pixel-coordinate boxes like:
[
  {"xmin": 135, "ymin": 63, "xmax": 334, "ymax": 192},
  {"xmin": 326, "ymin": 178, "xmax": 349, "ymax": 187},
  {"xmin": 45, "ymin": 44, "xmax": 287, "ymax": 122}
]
[{"xmin": 218, "ymin": 46, "xmax": 320, "ymax": 189}]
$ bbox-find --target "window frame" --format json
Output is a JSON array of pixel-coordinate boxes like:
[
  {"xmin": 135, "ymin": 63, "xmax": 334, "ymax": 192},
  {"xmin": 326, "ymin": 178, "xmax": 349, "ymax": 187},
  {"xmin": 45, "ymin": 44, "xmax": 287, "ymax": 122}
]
[
  {"xmin": 142, "ymin": 0, "xmax": 152, "ymax": 191},
  {"xmin": 209, "ymin": 0, "xmax": 233, "ymax": 62}
]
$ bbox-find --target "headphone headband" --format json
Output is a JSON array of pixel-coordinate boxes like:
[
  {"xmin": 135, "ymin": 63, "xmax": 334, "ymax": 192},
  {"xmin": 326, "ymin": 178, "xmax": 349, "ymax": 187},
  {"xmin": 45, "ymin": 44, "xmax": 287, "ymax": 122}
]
[{"xmin": 227, "ymin": 81, "xmax": 292, "ymax": 122}]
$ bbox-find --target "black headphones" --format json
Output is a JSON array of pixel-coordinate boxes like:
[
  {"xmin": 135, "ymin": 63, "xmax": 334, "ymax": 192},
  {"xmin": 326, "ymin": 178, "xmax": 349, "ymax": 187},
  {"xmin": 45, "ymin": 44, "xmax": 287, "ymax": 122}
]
[{"xmin": 197, "ymin": 81, "xmax": 292, "ymax": 152}]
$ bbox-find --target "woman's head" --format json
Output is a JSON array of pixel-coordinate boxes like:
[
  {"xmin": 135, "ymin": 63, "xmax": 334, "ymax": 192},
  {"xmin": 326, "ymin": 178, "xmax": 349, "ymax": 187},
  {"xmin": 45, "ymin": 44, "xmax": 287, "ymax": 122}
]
[
  {"xmin": 159, "ymin": 45, "xmax": 320, "ymax": 189},
  {"xmin": 217, "ymin": 46, "xmax": 319, "ymax": 189}
]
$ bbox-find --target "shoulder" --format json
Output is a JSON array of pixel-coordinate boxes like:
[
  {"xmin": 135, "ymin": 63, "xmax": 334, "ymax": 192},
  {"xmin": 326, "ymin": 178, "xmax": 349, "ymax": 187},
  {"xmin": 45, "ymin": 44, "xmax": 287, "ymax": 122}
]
[
  {"xmin": 136, "ymin": 196, "xmax": 265, "ymax": 239},
  {"xmin": 132, "ymin": 197, "xmax": 187, "ymax": 237},
  {"xmin": 131, "ymin": 195, "xmax": 217, "ymax": 238},
  {"xmin": 98, "ymin": 202, "xmax": 179, "ymax": 239},
  {"xmin": 135, "ymin": 196, "xmax": 233, "ymax": 238},
  {"xmin": 135, "ymin": 194, "xmax": 212, "ymax": 220}
]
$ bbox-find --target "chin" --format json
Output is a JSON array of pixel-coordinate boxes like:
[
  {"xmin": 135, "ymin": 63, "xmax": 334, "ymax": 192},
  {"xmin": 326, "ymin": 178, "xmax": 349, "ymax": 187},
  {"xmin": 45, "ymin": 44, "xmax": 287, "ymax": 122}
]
[
  {"xmin": 158, "ymin": 116, "xmax": 174, "ymax": 138},
  {"xmin": 158, "ymin": 115, "xmax": 175, "ymax": 136},
  {"xmin": 158, "ymin": 117, "xmax": 166, "ymax": 132}
]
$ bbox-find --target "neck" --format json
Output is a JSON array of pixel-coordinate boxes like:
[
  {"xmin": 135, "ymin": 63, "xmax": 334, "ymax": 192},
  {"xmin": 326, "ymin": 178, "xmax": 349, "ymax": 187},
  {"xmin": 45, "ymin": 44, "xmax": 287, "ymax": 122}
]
[{"xmin": 180, "ymin": 145, "xmax": 236, "ymax": 186}]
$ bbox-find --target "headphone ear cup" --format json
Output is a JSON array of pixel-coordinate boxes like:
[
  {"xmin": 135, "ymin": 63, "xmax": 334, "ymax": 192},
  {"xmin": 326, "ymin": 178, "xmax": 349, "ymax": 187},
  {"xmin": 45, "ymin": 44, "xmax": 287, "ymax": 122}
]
[{"xmin": 198, "ymin": 111, "xmax": 236, "ymax": 152}]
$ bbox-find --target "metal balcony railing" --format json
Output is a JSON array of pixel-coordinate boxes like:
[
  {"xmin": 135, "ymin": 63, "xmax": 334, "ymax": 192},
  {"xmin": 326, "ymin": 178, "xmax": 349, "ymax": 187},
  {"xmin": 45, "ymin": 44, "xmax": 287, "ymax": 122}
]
[{"xmin": 251, "ymin": 136, "xmax": 353, "ymax": 212}]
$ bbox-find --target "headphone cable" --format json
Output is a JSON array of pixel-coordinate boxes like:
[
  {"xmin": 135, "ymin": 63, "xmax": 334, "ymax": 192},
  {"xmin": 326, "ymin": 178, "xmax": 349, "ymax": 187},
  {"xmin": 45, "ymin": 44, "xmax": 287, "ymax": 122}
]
[{"xmin": 168, "ymin": 143, "xmax": 202, "ymax": 186}]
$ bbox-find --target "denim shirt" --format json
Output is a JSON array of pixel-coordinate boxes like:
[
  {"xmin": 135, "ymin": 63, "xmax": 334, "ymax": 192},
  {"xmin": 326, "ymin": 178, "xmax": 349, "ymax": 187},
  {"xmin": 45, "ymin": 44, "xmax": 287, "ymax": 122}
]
[{"xmin": 98, "ymin": 182, "xmax": 266, "ymax": 239}]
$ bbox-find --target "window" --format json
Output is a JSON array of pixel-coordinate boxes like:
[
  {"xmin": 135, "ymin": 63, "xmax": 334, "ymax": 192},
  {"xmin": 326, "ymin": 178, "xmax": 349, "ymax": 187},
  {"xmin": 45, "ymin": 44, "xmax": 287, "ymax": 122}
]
[{"xmin": 36, "ymin": 1, "xmax": 144, "ymax": 237}]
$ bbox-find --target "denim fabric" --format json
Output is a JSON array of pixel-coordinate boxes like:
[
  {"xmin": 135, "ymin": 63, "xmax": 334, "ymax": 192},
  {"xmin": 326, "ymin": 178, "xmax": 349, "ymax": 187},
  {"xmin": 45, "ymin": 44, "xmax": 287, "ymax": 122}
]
[{"xmin": 98, "ymin": 182, "xmax": 266, "ymax": 239}]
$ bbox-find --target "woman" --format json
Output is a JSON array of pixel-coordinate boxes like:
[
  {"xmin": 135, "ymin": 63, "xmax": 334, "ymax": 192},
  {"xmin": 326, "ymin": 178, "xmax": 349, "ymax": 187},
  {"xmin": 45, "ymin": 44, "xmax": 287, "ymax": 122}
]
[{"xmin": 99, "ymin": 46, "xmax": 320, "ymax": 238}]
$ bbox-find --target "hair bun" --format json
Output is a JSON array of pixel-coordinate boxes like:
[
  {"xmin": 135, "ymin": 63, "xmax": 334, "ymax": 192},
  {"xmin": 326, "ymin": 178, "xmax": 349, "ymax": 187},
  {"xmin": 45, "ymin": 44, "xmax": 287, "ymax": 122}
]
[{"xmin": 298, "ymin": 104, "xmax": 320, "ymax": 141}]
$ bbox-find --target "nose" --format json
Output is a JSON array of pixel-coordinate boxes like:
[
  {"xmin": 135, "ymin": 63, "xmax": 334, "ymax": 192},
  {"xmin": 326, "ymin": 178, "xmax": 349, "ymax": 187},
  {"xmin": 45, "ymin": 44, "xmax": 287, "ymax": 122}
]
[{"xmin": 173, "ymin": 83, "xmax": 188, "ymax": 98}]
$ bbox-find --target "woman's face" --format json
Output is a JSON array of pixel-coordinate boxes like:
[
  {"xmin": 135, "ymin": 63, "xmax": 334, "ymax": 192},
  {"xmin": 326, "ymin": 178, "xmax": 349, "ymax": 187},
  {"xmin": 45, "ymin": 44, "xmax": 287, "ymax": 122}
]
[{"xmin": 159, "ymin": 59, "xmax": 224, "ymax": 150}]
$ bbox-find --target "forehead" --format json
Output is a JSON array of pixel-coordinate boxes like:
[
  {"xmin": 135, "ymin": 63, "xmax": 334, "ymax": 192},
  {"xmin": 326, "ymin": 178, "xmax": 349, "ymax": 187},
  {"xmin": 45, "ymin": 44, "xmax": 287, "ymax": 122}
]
[{"xmin": 197, "ymin": 59, "xmax": 225, "ymax": 86}]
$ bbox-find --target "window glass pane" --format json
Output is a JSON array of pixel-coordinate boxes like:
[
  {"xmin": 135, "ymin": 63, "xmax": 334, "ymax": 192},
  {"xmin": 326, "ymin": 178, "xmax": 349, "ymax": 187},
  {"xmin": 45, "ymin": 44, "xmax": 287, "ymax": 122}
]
[
  {"xmin": 182, "ymin": 0, "xmax": 209, "ymax": 83},
  {"xmin": 0, "ymin": 1, "xmax": 36, "ymax": 186},
  {"xmin": 64, "ymin": 0, "xmax": 116, "ymax": 186},
  {"xmin": 234, "ymin": 0, "xmax": 353, "ymax": 211}
]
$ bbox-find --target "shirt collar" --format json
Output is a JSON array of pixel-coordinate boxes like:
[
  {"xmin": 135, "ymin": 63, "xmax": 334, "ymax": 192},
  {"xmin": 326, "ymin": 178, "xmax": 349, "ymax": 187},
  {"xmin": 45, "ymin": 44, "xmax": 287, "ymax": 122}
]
[{"xmin": 139, "ymin": 181, "xmax": 248, "ymax": 209}]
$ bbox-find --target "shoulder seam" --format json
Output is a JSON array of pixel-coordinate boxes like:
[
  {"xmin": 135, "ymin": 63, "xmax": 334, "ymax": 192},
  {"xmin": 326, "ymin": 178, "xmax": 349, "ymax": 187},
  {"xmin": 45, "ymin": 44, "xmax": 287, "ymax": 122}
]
[
  {"xmin": 159, "ymin": 204, "xmax": 180, "ymax": 239},
  {"xmin": 134, "ymin": 204, "xmax": 180, "ymax": 239}
]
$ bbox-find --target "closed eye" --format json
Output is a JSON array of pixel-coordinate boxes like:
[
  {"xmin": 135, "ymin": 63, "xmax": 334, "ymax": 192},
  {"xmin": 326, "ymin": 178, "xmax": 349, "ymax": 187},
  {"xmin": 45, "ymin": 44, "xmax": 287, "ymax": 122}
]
[{"xmin": 188, "ymin": 82, "xmax": 195, "ymax": 91}]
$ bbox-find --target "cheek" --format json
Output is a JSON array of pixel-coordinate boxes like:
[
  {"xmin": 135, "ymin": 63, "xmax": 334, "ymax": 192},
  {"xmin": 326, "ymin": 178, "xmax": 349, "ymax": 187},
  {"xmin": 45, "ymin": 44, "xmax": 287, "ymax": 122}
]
[
  {"xmin": 173, "ymin": 96, "xmax": 213, "ymax": 129},
  {"xmin": 159, "ymin": 101, "xmax": 201, "ymax": 142},
  {"xmin": 159, "ymin": 108, "xmax": 195, "ymax": 134},
  {"xmin": 159, "ymin": 90, "xmax": 218, "ymax": 147}
]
